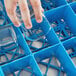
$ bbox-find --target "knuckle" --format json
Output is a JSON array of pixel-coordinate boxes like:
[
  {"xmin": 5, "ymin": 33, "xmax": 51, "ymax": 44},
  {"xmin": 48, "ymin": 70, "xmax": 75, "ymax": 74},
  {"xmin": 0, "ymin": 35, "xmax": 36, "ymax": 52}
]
[{"xmin": 20, "ymin": 2, "xmax": 27, "ymax": 11}]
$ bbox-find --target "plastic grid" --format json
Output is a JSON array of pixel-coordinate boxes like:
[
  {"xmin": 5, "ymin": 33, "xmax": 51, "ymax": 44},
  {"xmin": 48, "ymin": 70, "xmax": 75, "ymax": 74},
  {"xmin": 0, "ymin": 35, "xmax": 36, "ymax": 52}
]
[{"xmin": 0, "ymin": 0, "xmax": 76, "ymax": 76}]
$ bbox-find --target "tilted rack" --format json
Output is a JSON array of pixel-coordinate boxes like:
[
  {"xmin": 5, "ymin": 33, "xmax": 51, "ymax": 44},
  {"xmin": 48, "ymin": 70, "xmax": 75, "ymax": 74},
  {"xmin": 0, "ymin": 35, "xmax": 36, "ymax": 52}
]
[{"xmin": 0, "ymin": 0, "xmax": 76, "ymax": 76}]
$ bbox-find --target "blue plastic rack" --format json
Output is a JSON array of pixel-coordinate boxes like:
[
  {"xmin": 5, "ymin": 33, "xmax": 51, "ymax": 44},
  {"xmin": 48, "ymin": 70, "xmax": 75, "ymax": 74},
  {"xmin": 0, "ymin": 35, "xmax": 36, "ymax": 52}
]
[{"xmin": 0, "ymin": 0, "xmax": 76, "ymax": 76}]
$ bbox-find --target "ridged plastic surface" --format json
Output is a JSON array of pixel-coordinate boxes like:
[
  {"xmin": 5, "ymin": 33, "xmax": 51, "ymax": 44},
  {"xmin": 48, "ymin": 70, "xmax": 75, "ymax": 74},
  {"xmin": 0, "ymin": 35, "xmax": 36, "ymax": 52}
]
[{"xmin": 0, "ymin": 0, "xmax": 76, "ymax": 76}]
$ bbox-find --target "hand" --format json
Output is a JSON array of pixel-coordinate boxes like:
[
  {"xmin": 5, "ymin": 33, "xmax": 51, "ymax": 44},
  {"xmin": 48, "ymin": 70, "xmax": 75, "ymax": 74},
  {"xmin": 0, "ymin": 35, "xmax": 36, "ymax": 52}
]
[{"xmin": 4, "ymin": 0, "xmax": 44, "ymax": 29}]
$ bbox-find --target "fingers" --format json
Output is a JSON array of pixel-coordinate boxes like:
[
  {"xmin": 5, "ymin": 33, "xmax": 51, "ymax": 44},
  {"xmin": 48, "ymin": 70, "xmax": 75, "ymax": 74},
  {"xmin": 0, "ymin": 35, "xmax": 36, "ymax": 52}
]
[
  {"xmin": 30, "ymin": 0, "xmax": 43, "ymax": 23},
  {"xmin": 4, "ymin": 0, "xmax": 44, "ymax": 29},
  {"xmin": 18, "ymin": 0, "xmax": 32, "ymax": 29},
  {"xmin": 4, "ymin": 0, "xmax": 20, "ymax": 27}
]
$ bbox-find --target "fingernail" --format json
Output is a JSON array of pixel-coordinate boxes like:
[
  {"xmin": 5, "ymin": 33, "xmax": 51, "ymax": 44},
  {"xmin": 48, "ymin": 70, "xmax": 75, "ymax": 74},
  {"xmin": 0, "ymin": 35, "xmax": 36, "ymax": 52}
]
[
  {"xmin": 26, "ymin": 25, "xmax": 32, "ymax": 29},
  {"xmin": 37, "ymin": 18, "xmax": 43, "ymax": 23}
]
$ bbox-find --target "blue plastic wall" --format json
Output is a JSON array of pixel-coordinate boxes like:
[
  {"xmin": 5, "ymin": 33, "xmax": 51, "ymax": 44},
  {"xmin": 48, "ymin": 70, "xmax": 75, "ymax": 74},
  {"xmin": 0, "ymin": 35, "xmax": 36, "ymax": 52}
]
[{"xmin": 0, "ymin": 0, "xmax": 76, "ymax": 76}]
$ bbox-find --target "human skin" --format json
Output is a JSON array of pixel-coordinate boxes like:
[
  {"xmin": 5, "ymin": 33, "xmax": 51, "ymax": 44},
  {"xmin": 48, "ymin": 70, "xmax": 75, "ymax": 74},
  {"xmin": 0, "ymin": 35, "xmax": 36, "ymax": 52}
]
[{"xmin": 4, "ymin": 0, "xmax": 44, "ymax": 29}]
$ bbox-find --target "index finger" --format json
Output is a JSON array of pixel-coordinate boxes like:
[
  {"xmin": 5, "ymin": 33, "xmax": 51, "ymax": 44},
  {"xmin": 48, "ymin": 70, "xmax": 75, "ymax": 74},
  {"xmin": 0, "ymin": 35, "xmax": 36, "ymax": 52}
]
[{"xmin": 4, "ymin": 0, "xmax": 20, "ymax": 27}]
